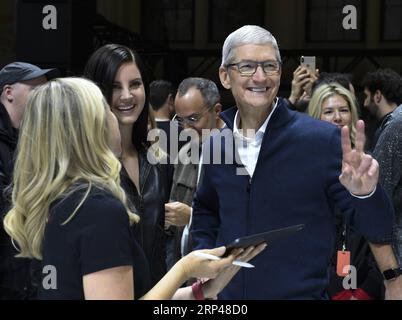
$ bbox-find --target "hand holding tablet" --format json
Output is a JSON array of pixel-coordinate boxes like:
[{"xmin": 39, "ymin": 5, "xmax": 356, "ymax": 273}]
[{"xmin": 192, "ymin": 224, "xmax": 305, "ymax": 268}]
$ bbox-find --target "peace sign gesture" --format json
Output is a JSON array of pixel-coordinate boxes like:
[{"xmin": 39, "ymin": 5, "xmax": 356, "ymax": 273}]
[{"xmin": 339, "ymin": 120, "xmax": 379, "ymax": 196}]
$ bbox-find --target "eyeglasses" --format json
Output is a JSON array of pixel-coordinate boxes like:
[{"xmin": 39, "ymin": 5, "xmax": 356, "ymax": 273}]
[
  {"xmin": 226, "ymin": 60, "xmax": 281, "ymax": 76},
  {"xmin": 173, "ymin": 107, "xmax": 212, "ymax": 127}
]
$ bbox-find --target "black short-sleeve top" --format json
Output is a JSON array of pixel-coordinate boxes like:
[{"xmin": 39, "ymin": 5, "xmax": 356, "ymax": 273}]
[{"xmin": 38, "ymin": 187, "xmax": 151, "ymax": 299}]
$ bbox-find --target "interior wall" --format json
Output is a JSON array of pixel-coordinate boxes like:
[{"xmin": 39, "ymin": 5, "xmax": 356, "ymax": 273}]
[
  {"xmin": 1, "ymin": 1, "xmax": 401, "ymax": 71},
  {"xmin": 0, "ymin": 1, "xmax": 16, "ymax": 65}
]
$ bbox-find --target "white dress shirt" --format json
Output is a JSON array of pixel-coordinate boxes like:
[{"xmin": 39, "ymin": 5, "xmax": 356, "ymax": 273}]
[{"xmin": 233, "ymin": 98, "xmax": 279, "ymax": 177}]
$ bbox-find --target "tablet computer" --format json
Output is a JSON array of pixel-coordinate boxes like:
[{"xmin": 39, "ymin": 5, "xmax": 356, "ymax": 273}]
[{"xmin": 223, "ymin": 224, "xmax": 305, "ymax": 256}]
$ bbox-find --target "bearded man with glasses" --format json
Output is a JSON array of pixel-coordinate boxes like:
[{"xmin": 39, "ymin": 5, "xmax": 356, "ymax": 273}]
[{"xmin": 191, "ymin": 25, "xmax": 402, "ymax": 299}]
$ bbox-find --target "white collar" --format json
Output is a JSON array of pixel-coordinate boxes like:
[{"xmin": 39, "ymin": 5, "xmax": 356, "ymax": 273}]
[{"xmin": 233, "ymin": 97, "xmax": 279, "ymax": 141}]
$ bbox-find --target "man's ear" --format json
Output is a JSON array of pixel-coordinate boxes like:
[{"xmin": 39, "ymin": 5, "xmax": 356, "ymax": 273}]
[
  {"xmin": 167, "ymin": 93, "xmax": 175, "ymax": 112},
  {"xmin": 214, "ymin": 103, "xmax": 222, "ymax": 117},
  {"xmin": 374, "ymin": 90, "xmax": 383, "ymax": 104},
  {"xmin": 3, "ymin": 85, "xmax": 14, "ymax": 102},
  {"xmin": 167, "ymin": 93, "xmax": 174, "ymax": 105},
  {"xmin": 219, "ymin": 67, "xmax": 231, "ymax": 90},
  {"xmin": 167, "ymin": 93, "xmax": 174, "ymax": 108}
]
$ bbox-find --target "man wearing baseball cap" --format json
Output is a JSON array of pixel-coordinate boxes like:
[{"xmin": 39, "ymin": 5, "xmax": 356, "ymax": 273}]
[{"xmin": 0, "ymin": 62, "xmax": 58, "ymax": 299}]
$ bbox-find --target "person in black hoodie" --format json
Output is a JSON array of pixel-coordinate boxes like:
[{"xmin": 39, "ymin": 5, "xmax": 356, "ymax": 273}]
[{"xmin": 0, "ymin": 62, "xmax": 57, "ymax": 299}]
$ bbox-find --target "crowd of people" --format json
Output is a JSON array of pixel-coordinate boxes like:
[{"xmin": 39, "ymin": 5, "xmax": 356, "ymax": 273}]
[{"xmin": 0, "ymin": 25, "xmax": 402, "ymax": 300}]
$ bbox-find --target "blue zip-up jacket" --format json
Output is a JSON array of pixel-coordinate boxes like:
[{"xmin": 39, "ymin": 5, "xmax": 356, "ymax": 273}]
[{"xmin": 192, "ymin": 98, "xmax": 394, "ymax": 299}]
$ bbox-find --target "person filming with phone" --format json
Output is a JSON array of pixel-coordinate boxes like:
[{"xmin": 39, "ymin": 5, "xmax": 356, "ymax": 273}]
[
  {"xmin": 287, "ymin": 56, "xmax": 319, "ymax": 112},
  {"xmin": 191, "ymin": 25, "xmax": 402, "ymax": 300}
]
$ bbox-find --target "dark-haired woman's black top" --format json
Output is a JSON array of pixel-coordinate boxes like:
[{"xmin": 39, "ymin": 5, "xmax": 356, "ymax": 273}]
[
  {"xmin": 120, "ymin": 150, "xmax": 173, "ymax": 286},
  {"xmin": 39, "ymin": 188, "xmax": 151, "ymax": 300}
]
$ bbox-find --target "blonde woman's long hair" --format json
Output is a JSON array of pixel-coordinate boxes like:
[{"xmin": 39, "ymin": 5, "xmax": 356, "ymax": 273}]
[
  {"xmin": 3, "ymin": 77, "xmax": 139, "ymax": 260},
  {"xmin": 307, "ymin": 82, "xmax": 359, "ymax": 145}
]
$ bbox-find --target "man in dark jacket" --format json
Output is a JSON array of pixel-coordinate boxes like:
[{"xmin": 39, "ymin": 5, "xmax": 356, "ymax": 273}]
[
  {"xmin": 0, "ymin": 62, "xmax": 57, "ymax": 299},
  {"xmin": 165, "ymin": 77, "xmax": 224, "ymax": 270},
  {"xmin": 373, "ymin": 105, "xmax": 402, "ymax": 266},
  {"xmin": 191, "ymin": 25, "xmax": 402, "ymax": 299},
  {"xmin": 362, "ymin": 69, "xmax": 402, "ymax": 150}
]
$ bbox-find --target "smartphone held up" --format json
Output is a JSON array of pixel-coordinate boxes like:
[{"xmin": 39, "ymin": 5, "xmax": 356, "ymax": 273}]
[{"xmin": 300, "ymin": 56, "xmax": 316, "ymax": 73}]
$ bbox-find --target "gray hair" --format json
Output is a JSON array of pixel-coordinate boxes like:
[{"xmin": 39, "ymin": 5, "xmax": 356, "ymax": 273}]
[
  {"xmin": 221, "ymin": 25, "xmax": 282, "ymax": 67},
  {"xmin": 177, "ymin": 77, "xmax": 220, "ymax": 108}
]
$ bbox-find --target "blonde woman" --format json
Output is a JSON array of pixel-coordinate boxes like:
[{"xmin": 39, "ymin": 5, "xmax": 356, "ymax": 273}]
[
  {"xmin": 307, "ymin": 82, "xmax": 384, "ymax": 300},
  {"xmin": 308, "ymin": 82, "xmax": 359, "ymax": 145},
  {"xmin": 3, "ymin": 78, "xmax": 265, "ymax": 300}
]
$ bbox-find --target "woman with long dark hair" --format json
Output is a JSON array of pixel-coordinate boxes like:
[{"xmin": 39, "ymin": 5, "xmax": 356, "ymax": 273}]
[{"xmin": 84, "ymin": 44, "xmax": 172, "ymax": 285}]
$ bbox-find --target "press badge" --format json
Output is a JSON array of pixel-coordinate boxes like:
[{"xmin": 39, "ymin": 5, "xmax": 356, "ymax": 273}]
[{"xmin": 336, "ymin": 250, "xmax": 351, "ymax": 277}]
